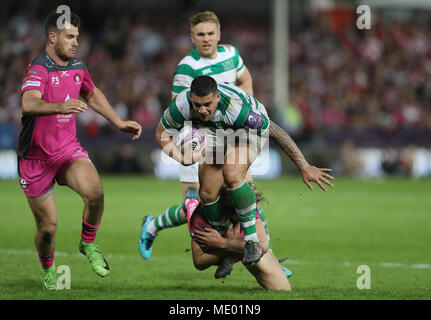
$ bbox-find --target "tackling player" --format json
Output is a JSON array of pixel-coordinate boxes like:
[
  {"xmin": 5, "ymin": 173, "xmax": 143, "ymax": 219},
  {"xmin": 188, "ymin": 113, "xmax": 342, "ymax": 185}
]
[
  {"xmin": 18, "ymin": 11, "xmax": 142, "ymax": 290},
  {"xmin": 186, "ymin": 187, "xmax": 291, "ymax": 290}
]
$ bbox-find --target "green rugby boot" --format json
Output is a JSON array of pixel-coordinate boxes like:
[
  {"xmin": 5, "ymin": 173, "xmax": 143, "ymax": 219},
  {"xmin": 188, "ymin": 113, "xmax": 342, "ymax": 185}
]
[
  {"xmin": 79, "ymin": 240, "xmax": 110, "ymax": 277},
  {"xmin": 42, "ymin": 264, "xmax": 60, "ymax": 290}
]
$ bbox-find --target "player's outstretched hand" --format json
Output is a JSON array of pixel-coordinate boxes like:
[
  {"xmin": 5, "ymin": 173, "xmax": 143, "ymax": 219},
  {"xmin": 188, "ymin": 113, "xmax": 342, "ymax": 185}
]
[
  {"xmin": 118, "ymin": 120, "xmax": 142, "ymax": 140},
  {"xmin": 61, "ymin": 99, "xmax": 88, "ymax": 114},
  {"xmin": 300, "ymin": 165, "xmax": 334, "ymax": 192}
]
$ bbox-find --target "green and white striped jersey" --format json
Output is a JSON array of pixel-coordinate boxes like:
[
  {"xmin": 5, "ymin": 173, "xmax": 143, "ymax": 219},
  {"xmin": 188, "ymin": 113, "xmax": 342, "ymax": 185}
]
[
  {"xmin": 161, "ymin": 82, "xmax": 269, "ymax": 134},
  {"xmin": 172, "ymin": 45, "xmax": 245, "ymax": 95}
]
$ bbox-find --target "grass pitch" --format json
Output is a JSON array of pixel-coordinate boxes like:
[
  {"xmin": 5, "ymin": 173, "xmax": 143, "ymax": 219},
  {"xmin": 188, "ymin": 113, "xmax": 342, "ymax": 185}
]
[{"xmin": 0, "ymin": 175, "xmax": 430, "ymax": 300}]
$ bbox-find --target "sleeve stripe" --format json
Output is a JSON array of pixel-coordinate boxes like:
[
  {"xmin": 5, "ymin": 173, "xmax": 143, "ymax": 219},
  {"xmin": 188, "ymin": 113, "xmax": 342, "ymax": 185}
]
[
  {"xmin": 172, "ymin": 85, "xmax": 188, "ymax": 94},
  {"xmin": 174, "ymin": 64, "xmax": 195, "ymax": 77},
  {"xmin": 161, "ymin": 113, "xmax": 175, "ymax": 129},
  {"xmin": 169, "ymin": 100, "xmax": 186, "ymax": 124}
]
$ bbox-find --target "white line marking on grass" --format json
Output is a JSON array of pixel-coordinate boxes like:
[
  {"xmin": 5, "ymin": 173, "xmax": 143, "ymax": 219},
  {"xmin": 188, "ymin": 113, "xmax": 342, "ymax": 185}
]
[
  {"xmin": 2, "ymin": 249, "xmax": 430, "ymax": 270},
  {"xmin": 282, "ymin": 259, "xmax": 431, "ymax": 270}
]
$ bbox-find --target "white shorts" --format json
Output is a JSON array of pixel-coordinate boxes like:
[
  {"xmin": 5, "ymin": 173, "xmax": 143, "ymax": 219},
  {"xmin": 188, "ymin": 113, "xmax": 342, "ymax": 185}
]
[{"xmin": 179, "ymin": 162, "xmax": 199, "ymax": 183}]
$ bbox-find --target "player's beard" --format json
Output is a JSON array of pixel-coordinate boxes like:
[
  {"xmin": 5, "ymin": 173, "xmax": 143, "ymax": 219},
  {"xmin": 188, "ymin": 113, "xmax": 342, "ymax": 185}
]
[{"xmin": 54, "ymin": 44, "xmax": 74, "ymax": 62}]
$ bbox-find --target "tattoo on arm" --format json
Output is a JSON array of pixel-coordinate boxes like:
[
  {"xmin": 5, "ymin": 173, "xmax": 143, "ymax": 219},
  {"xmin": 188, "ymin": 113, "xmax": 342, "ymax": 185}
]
[{"xmin": 269, "ymin": 120, "xmax": 308, "ymax": 169}]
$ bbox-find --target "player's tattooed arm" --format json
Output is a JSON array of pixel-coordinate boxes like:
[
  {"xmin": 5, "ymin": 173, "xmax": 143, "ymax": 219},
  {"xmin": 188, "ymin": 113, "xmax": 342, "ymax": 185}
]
[
  {"xmin": 268, "ymin": 120, "xmax": 308, "ymax": 169},
  {"xmin": 268, "ymin": 120, "xmax": 335, "ymax": 191}
]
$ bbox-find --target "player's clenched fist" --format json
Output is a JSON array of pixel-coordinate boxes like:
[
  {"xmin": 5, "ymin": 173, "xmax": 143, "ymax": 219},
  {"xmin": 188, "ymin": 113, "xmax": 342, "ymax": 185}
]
[
  {"xmin": 60, "ymin": 99, "xmax": 88, "ymax": 114},
  {"xmin": 118, "ymin": 120, "xmax": 142, "ymax": 140}
]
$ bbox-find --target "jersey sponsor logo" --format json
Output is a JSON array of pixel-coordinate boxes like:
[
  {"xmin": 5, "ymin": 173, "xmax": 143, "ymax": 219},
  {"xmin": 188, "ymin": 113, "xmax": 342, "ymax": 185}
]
[
  {"xmin": 57, "ymin": 114, "xmax": 73, "ymax": 123},
  {"xmin": 202, "ymin": 68, "xmax": 212, "ymax": 75},
  {"xmin": 244, "ymin": 111, "xmax": 264, "ymax": 130},
  {"xmin": 22, "ymin": 80, "xmax": 41, "ymax": 89},
  {"xmin": 27, "ymin": 70, "xmax": 38, "ymax": 75},
  {"xmin": 24, "ymin": 75, "xmax": 42, "ymax": 81},
  {"xmin": 222, "ymin": 59, "xmax": 234, "ymax": 69},
  {"xmin": 61, "ymin": 71, "xmax": 70, "ymax": 77}
]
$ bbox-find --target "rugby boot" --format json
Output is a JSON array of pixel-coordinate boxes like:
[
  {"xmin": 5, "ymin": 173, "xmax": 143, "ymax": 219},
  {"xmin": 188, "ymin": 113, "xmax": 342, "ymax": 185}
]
[
  {"xmin": 242, "ymin": 240, "xmax": 264, "ymax": 265},
  {"xmin": 79, "ymin": 240, "xmax": 110, "ymax": 277},
  {"xmin": 214, "ymin": 255, "xmax": 237, "ymax": 279},
  {"xmin": 138, "ymin": 215, "xmax": 156, "ymax": 260},
  {"xmin": 42, "ymin": 264, "xmax": 60, "ymax": 290}
]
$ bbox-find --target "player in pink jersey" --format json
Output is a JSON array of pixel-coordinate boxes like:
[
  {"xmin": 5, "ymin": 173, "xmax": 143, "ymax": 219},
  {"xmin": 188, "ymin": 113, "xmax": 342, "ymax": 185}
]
[
  {"xmin": 17, "ymin": 11, "xmax": 142, "ymax": 290},
  {"xmin": 185, "ymin": 186, "xmax": 290, "ymax": 291}
]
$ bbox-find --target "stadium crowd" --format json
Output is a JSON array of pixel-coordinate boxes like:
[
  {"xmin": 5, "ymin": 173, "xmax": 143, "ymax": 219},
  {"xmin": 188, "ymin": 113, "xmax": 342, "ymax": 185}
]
[{"xmin": 2, "ymin": 2, "xmax": 431, "ymax": 137}]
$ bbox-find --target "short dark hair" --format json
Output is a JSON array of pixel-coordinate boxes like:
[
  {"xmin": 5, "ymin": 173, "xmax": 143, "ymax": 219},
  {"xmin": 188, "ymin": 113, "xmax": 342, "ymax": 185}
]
[
  {"xmin": 45, "ymin": 11, "xmax": 81, "ymax": 36},
  {"xmin": 190, "ymin": 76, "xmax": 218, "ymax": 97}
]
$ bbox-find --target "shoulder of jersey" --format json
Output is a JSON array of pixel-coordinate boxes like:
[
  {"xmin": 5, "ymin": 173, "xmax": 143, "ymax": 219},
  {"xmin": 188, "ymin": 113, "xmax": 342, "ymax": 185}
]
[
  {"xmin": 68, "ymin": 57, "xmax": 87, "ymax": 70},
  {"xmin": 29, "ymin": 53, "xmax": 87, "ymax": 72},
  {"xmin": 218, "ymin": 83, "xmax": 244, "ymax": 101},
  {"xmin": 176, "ymin": 88, "xmax": 190, "ymax": 101},
  {"xmin": 219, "ymin": 44, "xmax": 237, "ymax": 54}
]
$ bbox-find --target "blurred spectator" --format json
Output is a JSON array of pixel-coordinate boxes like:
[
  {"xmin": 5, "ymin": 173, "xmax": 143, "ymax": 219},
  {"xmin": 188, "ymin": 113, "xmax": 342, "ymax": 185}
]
[{"xmin": 1, "ymin": 1, "xmax": 431, "ymax": 178}]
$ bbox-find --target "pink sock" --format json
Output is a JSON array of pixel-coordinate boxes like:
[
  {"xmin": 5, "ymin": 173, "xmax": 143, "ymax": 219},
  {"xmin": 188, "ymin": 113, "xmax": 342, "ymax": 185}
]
[
  {"xmin": 37, "ymin": 248, "xmax": 55, "ymax": 269},
  {"xmin": 81, "ymin": 219, "xmax": 101, "ymax": 243}
]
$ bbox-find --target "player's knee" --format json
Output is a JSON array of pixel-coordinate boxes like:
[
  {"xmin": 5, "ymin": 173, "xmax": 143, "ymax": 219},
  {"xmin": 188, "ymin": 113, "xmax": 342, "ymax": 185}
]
[
  {"xmin": 38, "ymin": 222, "xmax": 57, "ymax": 242},
  {"xmin": 199, "ymin": 188, "xmax": 217, "ymax": 204},
  {"xmin": 222, "ymin": 170, "xmax": 242, "ymax": 189},
  {"xmin": 84, "ymin": 185, "xmax": 104, "ymax": 207}
]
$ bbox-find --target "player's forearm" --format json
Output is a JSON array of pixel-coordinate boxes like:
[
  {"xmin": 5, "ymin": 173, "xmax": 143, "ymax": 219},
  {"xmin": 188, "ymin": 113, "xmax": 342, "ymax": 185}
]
[
  {"xmin": 156, "ymin": 123, "xmax": 183, "ymax": 163},
  {"xmin": 269, "ymin": 120, "xmax": 309, "ymax": 170},
  {"xmin": 223, "ymin": 238, "xmax": 244, "ymax": 254},
  {"xmin": 22, "ymin": 96, "xmax": 62, "ymax": 115},
  {"xmin": 84, "ymin": 87, "xmax": 123, "ymax": 128}
]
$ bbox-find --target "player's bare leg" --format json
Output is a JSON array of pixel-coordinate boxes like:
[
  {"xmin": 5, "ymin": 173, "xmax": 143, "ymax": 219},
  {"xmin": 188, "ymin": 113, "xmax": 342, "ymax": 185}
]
[
  {"xmin": 247, "ymin": 250, "xmax": 291, "ymax": 291},
  {"xmin": 57, "ymin": 158, "xmax": 109, "ymax": 277},
  {"xmin": 27, "ymin": 192, "xmax": 59, "ymax": 289},
  {"xmin": 57, "ymin": 158, "xmax": 104, "ymax": 226},
  {"xmin": 246, "ymin": 221, "xmax": 291, "ymax": 291}
]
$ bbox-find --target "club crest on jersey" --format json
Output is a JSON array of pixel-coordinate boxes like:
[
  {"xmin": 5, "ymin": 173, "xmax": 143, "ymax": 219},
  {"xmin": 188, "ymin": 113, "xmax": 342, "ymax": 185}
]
[{"xmin": 73, "ymin": 72, "xmax": 81, "ymax": 84}]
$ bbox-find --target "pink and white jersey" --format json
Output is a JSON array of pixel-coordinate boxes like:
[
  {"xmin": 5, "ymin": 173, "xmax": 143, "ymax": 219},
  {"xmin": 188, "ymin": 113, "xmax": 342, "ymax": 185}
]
[{"xmin": 17, "ymin": 51, "xmax": 95, "ymax": 160}]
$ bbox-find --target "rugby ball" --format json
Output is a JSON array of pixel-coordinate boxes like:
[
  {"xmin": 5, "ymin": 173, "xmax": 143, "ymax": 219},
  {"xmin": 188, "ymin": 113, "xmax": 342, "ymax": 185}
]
[{"xmin": 177, "ymin": 126, "xmax": 205, "ymax": 153}]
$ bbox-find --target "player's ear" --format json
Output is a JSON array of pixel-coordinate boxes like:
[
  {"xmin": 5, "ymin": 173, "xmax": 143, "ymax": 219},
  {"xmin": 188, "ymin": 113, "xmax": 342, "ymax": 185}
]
[
  {"xmin": 190, "ymin": 32, "xmax": 195, "ymax": 44},
  {"xmin": 47, "ymin": 31, "xmax": 57, "ymax": 45}
]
